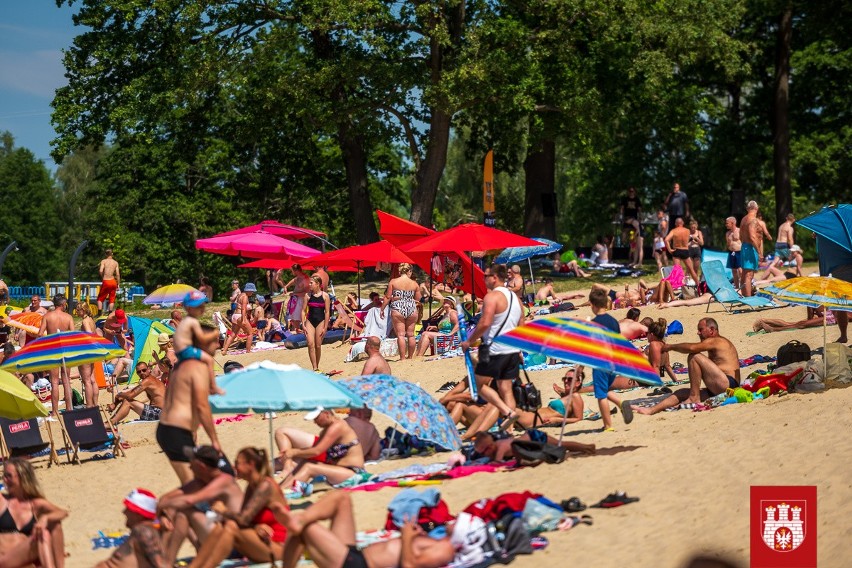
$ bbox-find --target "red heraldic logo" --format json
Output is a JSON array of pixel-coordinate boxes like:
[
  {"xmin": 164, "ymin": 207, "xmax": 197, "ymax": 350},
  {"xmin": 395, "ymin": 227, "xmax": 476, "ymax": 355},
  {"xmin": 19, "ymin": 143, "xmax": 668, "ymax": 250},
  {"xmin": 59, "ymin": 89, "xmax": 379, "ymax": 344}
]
[{"xmin": 751, "ymin": 486, "xmax": 816, "ymax": 567}]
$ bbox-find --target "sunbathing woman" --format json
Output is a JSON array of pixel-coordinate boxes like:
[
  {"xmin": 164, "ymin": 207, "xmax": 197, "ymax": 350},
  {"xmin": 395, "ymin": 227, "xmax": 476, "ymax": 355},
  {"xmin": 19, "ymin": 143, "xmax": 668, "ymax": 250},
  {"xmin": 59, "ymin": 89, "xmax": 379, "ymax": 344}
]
[
  {"xmin": 619, "ymin": 307, "xmax": 648, "ymax": 340},
  {"xmin": 752, "ymin": 307, "xmax": 830, "ymax": 333},
  {"xmin": 657, "ymin": 293, "xmax": 713, "ymax": 309},
  {"xmin": 415, "ymin": 296, "xmax": 459, "ymax": 357},
  {"xmin": 517, "ymin": 371, "xmax": 585, "ymax": 428},
  {"xmin": 645, "ymin": 319, "xmax": 677, "ymax": 382},
  {"xmin": 276, "ymin": 408, "xmax": 366, "ymax": 492},
  {"xmin": 0, "ymin": 458, "xmax": 68, "ymax": 568},
  {"xmin": 190, "ymin": 447, "xmax": 288, "ymax": 568}
]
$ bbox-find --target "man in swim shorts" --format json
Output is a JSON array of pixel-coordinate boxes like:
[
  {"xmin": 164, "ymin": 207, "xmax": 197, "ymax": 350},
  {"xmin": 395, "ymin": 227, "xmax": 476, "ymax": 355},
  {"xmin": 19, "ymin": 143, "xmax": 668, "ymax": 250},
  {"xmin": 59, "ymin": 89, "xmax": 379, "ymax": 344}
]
[
  {"xmin": 774, "ymin": 213, "xmax": 804, "ymax": 277},
  {"xmin": 156, "ymin": 334, "xmax": 221, "ymax": 484},
  {"xmin": 740, "ymin": 200, "xmax": 765, "ymax": 297},
  {"xmin": 665, "ymin": 217, "xmax": 699, "ymax": 285},
  {"xmin": 97, "ymin": 248, "xmax": 121, "ymax": 316},
  {"xmin": 109, "ymin": 362, "xmax": 166, "ymax": 423},
  {"xmin": 725, "ymin": 217, "xmax": 743, "ymax": 289},
  {"xmin": 634, "ymin": 318, "xmax": 741, "ymax": 416}
]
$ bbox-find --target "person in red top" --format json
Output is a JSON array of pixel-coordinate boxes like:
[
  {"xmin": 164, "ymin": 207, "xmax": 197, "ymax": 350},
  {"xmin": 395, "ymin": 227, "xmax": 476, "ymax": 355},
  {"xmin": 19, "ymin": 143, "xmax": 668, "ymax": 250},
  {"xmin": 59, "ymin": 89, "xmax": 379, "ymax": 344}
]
[{"xmin": 190, "ymin": 447, "xmax": 288, "ymax": 568}]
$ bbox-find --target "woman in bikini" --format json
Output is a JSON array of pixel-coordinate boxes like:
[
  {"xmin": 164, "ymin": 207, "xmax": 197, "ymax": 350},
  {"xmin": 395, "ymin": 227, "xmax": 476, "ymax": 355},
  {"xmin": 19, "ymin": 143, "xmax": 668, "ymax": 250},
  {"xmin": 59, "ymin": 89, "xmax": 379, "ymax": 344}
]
[
  {"xmin": 0, "ymin": 458, "xmax": 68, "ymax": 568},
  {"xmin": 380, "ymin": 263, "xmax": 421, "ymax": 359},
  {"xmin": 275, "ymin": 408, "xmax": 366, "ymax": 493},
  {"xmin": 303, "ymin": 276, "xmax": 331, "ymax": 372},
  {"xmin": 646, "ymin": 319, "xmax": 677, "ymax": 383},
  {"xmin": 190, "ymin": 447, "xmax": 289, "ymax": 568},
  {"xmin": 415, "ymin": 296, "xmax": 459, "ymax": 357},
  {"xmin": 75, "ymin": 302, "xmax": 99, "ymax": 406}
]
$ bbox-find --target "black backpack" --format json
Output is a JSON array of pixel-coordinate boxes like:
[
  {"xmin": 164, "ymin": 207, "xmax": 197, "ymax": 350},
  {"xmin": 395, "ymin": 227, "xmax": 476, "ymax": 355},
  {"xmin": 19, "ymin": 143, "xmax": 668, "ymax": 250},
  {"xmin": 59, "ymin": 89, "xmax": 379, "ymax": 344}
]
[
  {"xmin": 777, "ymin": 340, "xmax": 811, "ymax": 367},
  {"xmin": 512, "ymin": 369, "xmax": 541, "ymax": 412}
]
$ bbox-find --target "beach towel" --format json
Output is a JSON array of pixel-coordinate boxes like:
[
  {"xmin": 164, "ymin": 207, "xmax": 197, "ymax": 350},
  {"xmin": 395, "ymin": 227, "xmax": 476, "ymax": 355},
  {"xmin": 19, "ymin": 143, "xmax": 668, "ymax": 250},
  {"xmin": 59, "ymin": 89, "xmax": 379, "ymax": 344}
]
[{"xmin": 663, "ymin": 264, "xmax": 685, "ymax": 290}]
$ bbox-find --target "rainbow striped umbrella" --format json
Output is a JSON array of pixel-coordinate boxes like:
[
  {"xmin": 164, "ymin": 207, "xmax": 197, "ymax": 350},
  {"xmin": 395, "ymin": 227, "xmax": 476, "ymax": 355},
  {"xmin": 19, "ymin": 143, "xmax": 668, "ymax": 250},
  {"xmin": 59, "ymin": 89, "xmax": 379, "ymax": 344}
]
[
  {"xmin": 143, "ymin": 284, "xmax": 200, "ymax": 305},
  {"xmin": 493, "ymin": 316, "xmax": 662, "ymax": 386},
  {"xmin": 0, "ymin": 331, "xmax": 126, "ymax": 374}
]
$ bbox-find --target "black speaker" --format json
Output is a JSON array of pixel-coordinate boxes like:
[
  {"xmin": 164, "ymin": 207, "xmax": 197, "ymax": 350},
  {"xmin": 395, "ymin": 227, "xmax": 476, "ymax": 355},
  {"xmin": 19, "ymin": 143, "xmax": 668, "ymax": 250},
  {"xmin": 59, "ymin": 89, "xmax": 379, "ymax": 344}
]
[{"xmin": 541, "ymin": 192, "xmax": 558, "ymax": 217}]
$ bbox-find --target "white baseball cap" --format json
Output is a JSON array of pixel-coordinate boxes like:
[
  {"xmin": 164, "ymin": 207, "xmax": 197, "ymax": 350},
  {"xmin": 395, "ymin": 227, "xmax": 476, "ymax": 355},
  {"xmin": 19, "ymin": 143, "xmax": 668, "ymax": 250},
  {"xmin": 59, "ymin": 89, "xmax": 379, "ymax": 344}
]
[{"xmin": 304, "ymin": 406, "xmax": 326, "ymax": 421}]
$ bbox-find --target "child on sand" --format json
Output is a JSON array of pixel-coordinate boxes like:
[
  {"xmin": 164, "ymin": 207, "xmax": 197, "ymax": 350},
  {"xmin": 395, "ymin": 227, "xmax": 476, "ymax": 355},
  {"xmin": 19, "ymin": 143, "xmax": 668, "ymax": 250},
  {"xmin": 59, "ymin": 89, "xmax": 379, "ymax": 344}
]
[
  {"xmin": 578, "ymin": 287, "xmax": 634, "ymax": 430},
  {"xmin": 173, "ymin": 291, "xmax": 224, "ymax": 395}
]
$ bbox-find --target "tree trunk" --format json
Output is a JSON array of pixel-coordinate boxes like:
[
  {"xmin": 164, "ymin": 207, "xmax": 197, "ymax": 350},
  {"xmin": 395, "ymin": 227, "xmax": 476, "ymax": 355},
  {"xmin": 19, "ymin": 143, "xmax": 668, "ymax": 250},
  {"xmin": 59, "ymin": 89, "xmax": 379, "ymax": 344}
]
[
  {"xmin": 339, "ymin": 124, "xmax": 379, "ymax": 244},
  {"xmin": 772, "ymin": 5, "xmax": 793, "ymax": 227},
  {"xmin": 728, "ymin": 83, "xmax": 746, "ymax": 219},
  {"xmin": 410, "ymin": 109, "xmax": 451, "ymax": 228},
  {"xmin": 523, "ymin": 139, "xmax": 556, "ymax": 239}
]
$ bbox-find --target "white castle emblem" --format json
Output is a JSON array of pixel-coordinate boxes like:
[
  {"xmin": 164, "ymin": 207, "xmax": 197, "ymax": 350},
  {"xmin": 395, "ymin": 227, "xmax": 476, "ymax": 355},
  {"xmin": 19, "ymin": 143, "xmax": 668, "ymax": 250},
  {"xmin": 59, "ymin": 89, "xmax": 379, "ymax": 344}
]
[{"xmin": 761, "ymin": 501, "xmax": 805, "ymax": 551}]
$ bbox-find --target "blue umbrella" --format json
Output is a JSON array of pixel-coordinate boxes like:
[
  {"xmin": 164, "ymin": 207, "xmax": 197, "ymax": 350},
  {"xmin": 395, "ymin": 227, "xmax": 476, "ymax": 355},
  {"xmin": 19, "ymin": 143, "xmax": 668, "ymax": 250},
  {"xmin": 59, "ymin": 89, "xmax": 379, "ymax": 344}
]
[
  {"xmin": 339, "ymin": 374, "xmax": 462, "ymax": 451},
  {"xmin": 210, "ymin": 361, "xmax": 365, "ymax": 466},
  {"xmin": 797, "ymin": 204, "xmax": 852, "ymax": 252},
  {"xmin": 494, "ymin": 238, "xmax": 562, "ymax": 264}
]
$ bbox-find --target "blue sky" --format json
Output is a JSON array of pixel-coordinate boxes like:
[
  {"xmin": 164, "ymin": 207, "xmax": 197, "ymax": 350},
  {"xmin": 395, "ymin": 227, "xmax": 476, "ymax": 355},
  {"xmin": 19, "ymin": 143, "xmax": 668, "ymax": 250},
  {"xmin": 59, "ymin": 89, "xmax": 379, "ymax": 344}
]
[{"xmin": 0, "ymin": 2, "xmax": 79, "ymax": 169}]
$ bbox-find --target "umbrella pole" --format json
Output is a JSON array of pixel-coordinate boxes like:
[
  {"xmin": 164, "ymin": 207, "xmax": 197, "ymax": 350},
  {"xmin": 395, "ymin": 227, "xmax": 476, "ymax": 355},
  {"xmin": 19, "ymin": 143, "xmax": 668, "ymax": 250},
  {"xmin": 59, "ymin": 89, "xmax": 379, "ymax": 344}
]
[
  {"xmin": 824, "ymin": 306, "xmax": 828, "ymax": 379},
  {"xmin": 429, "ymin": 254, "xmax": 435, "ymax": 320},
  {"xmin": 357, "ymin": 261, "xmax": 361, "ymax": 307},
  {"xmin": 557, "ymin": 366, "xmax": 577, "ymax": 446},
  {"xmin": 528, "ymin": 258, "xmax": 537, "ymax": 297},
  {"xmin": 268, "ymin": 415, "xmax": 276, "ymax": 472}
]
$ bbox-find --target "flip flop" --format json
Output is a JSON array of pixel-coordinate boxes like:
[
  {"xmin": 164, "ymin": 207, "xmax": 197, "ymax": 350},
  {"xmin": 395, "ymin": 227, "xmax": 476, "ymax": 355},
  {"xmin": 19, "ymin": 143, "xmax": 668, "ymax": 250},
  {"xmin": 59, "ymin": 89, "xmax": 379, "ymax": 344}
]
[
  {"xmin": 620, "ymin": 401, "xmax": 634, "ymax": 424},
  {"xmin": 648, "ymin": 386, "xmax": 673, "ymax": 396},
  {"xmin": 558, "ymin": 515, "xmax": 594, "ymax": 530},
  {"xmin": 560, "ymin": 497, "xmax": 587, "ymax": 513},
  {"xmin": 591, "ymin": 491, "xmax": 640, "ymax": 508}
]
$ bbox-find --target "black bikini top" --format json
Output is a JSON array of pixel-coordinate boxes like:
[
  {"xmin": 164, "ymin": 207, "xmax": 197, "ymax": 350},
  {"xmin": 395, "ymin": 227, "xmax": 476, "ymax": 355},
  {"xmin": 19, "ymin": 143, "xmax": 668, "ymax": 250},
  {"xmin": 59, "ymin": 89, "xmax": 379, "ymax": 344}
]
[{"xmin": 0, "ymin": 502, "xmax": 36, "ymax": 536}]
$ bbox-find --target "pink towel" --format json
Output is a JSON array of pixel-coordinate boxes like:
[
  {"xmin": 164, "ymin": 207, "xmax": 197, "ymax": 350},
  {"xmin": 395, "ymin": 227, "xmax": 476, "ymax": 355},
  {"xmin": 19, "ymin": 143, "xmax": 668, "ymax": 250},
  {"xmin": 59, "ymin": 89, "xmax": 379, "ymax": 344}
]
[{"xmin": 664, "ymin": 264, "xmax": 685, "ymax": 289}]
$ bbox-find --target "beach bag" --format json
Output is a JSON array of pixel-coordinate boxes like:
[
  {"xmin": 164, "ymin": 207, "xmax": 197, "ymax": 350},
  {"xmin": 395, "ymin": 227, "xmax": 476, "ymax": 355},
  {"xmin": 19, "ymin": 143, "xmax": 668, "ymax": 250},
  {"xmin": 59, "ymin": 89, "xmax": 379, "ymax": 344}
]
[
  {"xmin": 511, "ymin": 439, "xmax": 566, "ymax": 466},
  {"xmin": 512, "ymin": 369, "xmax": 541, "ymax": 412},
  {"xmin": 550, "ymin": 302, "xmax": 575, "ymax": 313},
  {"xmin": 666, "ymin": 320, "xmax": 683, "ymax": 335},
  {"xmin": 776, "ymin": 340, "xmax": 811, "ymax": 368},
  {"xmin": 384, "ymin": 498, "xmax": 454, "ymax": 532},
  {"xmin": 824, "ymin": 344, "xmax": 852, "ymax": 385}
]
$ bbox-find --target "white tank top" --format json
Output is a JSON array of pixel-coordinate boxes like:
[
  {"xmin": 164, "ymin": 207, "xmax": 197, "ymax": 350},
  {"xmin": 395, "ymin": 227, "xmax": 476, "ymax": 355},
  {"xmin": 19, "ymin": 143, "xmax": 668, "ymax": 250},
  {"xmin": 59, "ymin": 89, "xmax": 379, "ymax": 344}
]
[{"xmin": 485, "ymin": 287, "xmax": 521, "ymax": 355}]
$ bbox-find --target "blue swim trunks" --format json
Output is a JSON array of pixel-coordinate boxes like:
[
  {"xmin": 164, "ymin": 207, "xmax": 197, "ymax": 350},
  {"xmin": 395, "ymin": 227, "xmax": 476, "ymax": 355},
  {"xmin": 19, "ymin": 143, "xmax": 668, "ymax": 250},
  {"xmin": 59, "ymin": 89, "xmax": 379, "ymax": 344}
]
[
  {"xmin": 741, "ymin": 243, "xmax": 759, "ymax": 271},
  {"xmin": 726, "ymin": 250, "xmax": 741, "ymax": 270},
  {"xmin": 176, "ymin": 346, "xmax": 203, "ymax": 362},
  {"xmin": 775, "ymin": 242, "xmax": 791, "ymax": 260},
  {"xmin": 592, "ymin": 369, "xmax": 616, "ymax": 399}
]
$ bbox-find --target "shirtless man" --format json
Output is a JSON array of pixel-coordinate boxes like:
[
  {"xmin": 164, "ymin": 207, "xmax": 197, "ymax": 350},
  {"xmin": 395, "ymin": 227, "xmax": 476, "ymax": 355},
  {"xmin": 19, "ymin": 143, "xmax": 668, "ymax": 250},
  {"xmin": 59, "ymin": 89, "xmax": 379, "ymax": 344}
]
[
  {"xmin": 505, "ymin": 265, "xmax": 524, "ymax": 301},
  {"xmin": 156, "ymin": 335, "xmax": 222, "ymax": 484},
  {"xmin": 277, "ymin": 490, "xmax": 456, "ymax": 568},
  {"xmin": 283, "ymin": 265, "xmax": 310, "ymax": 332},
  {"xmin": 109, "ymin": 362, "xmax": 167, "ymax": 423},
  {"xmin": 39, "ymin": 294, "xmax": 76, "ymax": 414},
  {"xmin": 313, "ymin": 266, "xmax": 330, "ymax": 291},
  {"xmin": 634, "ymin": 318, "xmax": 740, "ymax": 415},
  {"xmin": 157, "ymin": 446, "xmax": 244, "ymax": 566},
  {"xmin": 725, "ymin": 217, "xmax": 743, "ymax": 289},
  {"xmin": 665, "ymin": 218, "xmax": 699, "ymax": 285},
  {"xmin": 360, "ymin": 336, "xmax": 391, "ymax": 375},
  {"xmin": 774, "ymin": 214, "xmax": 804, "ymax": 277},
  {"xmin": 95, "ymin": 489, "xmax": 166, "ymax": 568},
  {"xmin": 221, "ymin": 283, "xmax": 255, "ymax": 355},
  {"xmin": 97, "ymin": 249, "xmax": 121, "ymax": 316},
  {"xmin": 18, "ymin": 295, "xmax": 48, "ymax": 346},
  {"xmin": 740, "ymin": 201, "xmax": 767, "ymax": 297},
  {"xmin": 102, "ymin": 309, "xmax": 128, "ymax": 349}
]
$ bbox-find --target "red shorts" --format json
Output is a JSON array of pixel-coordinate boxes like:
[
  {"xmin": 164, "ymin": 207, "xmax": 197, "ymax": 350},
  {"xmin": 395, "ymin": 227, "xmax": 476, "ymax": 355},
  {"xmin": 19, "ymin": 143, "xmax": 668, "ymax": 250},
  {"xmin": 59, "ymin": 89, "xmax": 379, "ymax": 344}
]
[
  {"xmin": 307, "ymin": 436, "xmax": 328, "ymax": 464},
  {"xmin": 98, "ymin": 279, "xmax": 118, "ymax": 303}
]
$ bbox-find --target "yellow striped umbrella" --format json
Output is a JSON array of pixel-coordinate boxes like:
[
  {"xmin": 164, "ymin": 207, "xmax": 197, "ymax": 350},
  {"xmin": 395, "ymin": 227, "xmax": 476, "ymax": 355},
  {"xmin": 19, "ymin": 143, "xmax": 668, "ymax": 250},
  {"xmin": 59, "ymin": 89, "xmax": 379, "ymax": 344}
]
[{"xmin": 0, "ymin": 369, "xmax": 49, "ymax": 420}]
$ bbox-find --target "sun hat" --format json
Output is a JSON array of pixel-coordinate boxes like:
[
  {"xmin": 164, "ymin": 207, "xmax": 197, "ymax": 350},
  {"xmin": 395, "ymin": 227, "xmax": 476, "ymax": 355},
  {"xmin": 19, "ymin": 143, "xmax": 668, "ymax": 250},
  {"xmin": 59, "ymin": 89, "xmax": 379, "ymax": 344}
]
[
  {"xmin": 157, "ymin": 332, "xmax": 171, "ymax": 346},
  {"xmin": 123, "ymin": 488, "xmax": 158, "ymax": 520},
  {"xmin": 443, "ymin": 296, "xmax": 457, "ymax": 308},
  {"xmin": 244, "ymin": 282, "xmax": 257, "ymax": 293},
  {"xmin": 304, "ymin": 406, "xmax": 326, "ymax": 421},
  {"xmin": 184, "ymin": 290, "xmax": 209, "ymax": 308},
  {"xmin": 114, "ymin": 309, "xmax": 127, "ymax": 324}
]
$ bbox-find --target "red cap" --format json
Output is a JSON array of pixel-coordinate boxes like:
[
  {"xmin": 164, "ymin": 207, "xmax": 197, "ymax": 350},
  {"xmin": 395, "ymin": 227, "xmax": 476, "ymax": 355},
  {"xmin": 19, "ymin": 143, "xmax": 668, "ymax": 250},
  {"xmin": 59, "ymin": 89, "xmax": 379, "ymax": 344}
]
[
  {"xmin": 123, "ymin": 488, "xmax": 157, "ymax": 520},
  {"xmin": 114, "ymin": 309, "xmax": 127, "ymax": 323}
]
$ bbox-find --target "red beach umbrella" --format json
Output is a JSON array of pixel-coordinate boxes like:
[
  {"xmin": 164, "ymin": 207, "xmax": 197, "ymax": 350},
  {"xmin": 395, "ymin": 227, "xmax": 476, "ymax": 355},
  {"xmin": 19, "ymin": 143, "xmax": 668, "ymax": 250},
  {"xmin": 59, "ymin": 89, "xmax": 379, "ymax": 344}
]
[{"xmin": 214, "ymin": 220, "xmax": 325, "ymax": 240}]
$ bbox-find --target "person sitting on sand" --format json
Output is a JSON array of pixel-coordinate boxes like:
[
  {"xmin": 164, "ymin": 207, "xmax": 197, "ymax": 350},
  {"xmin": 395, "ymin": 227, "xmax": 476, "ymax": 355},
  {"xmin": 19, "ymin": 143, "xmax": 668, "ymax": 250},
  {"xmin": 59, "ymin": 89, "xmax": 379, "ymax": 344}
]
[
  {"xmin": 592, "ymin": 283, "xmax": 645, "ymax": 309},
  {"xmin": 753, "ymin": 264, "xmax": 795, "ymax": 288},
  {"xmin": 752, "ymin": 307, "xmax": 831, "ymax": 333},
  {"xmin": 157, "ymin": 445, "xmax": 243, "ymax": 566},
  {"xmin": 473, "ymin": 430, "xmax": 596, "ymax": 462},
  {"xmin": 645, "ymin": 319, "xmax": 676, "ymax": 383},
  {"xmin": 556, "ymin": 258, "xmax": 591, "ymax": 278},
  {"xmin": 0, "ymin": 458, "xmax": 68, "ymax": 568},
  {"xmin": 518, "ymin": 371, "xmax": 586, "ymax": 427},
  {"xmin": 108, "ymin": 361, "xmax": 167, "ymax": 423},
  {"xmin": 95, "ymin": 488, "xmax": 164, "ymax": 568},
  {"xmin": 189, "ymin": 447, "xmax": 289, "ymax": 568},
  {"xmin": 415, "ymin": 296, "xmax": 459, "ymax": 357},
  {"xmin": 360, "ymin": 336, "xmax": 391, "ymax": 375},
  {"xmin": 619, "ymin": 307, "xmax": 647, "ymax": 340},
  {"xmin": 633, "ymin": 318, "xmax": 740, "ymax": 416},
  {"xmin": 275, "ymin": 407, "xmax": 366, "ymax": 495},
  {"xmin": 274, "ymin": 490, "xmax": 456, "ymax": 568},
  {"xmin": 439, "ymin": 377, "xmax": 496, "ymax": 430}
]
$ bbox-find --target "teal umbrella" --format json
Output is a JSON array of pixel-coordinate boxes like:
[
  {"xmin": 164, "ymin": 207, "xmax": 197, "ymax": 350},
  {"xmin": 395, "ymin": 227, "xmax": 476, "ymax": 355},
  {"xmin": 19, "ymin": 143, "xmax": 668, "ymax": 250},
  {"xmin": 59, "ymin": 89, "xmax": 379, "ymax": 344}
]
[{"xmin": 210, "ymin": 361, "xmax": 365, "ymax": 467}]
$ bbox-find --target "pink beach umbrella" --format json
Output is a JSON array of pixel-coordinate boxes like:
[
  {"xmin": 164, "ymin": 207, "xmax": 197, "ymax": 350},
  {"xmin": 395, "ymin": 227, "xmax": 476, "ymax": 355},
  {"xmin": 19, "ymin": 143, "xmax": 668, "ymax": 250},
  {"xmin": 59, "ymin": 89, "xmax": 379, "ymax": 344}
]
[
  {"xmin": 213, "ymin": 220, "xmax": 325, "ymax": 240},
  {"xmin": 196, "ymin": 231, "xmax": 321, "ymax": 259}
]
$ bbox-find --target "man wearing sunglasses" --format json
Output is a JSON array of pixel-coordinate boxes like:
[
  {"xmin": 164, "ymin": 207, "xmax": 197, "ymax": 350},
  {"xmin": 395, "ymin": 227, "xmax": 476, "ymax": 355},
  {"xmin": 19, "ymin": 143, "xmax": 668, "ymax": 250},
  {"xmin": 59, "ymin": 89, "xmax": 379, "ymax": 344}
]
[{"xmin": 108, "ymin": 361, "xmax": 167, "ymax": 423}]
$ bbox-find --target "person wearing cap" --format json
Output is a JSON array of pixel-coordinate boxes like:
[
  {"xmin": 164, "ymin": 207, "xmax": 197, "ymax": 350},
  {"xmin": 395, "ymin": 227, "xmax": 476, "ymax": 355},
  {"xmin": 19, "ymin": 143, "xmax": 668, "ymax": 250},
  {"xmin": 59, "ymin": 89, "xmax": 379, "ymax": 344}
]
[
  {"xmin": 101, "ymin": 308, "xmax": 129, "ymax": 350},
  {"xmin": 190, "ymin": 447, "xmax": 289, "ymax": 568},
  {"xmin": 275, "ymin": 407, "xmax": 365, "ymax": 493},
  {"xmin": 157, "ymin": 445, "xmax": 243, "ymax": 565},
  {"xmin": 96, "ymin": 248, "xmax": 121, "ymax": 316},
  {"xmin": 282, "ymin": 265, "xmax": 310, "ymax": 332},
  {"xmin": 274, "ymin": 490, "xmax": 456, "ymax": 568},
  {"xmin": 0, "ymin": 458, "xmax": 68, "ymax": 568},
  {"xmin": 415, "ymin": 296, "xmax": 459, "ymax": 357},
  {"xmin": 95, "ymin": 488, "xmax": 165, "ymax": 568},
  {"xmin": 39, "ymin": 294, "xmax": 76, "ymax": 415},
  {"xmin": 108, "ymin": 361, "xmax": 167, "ymax": 423},
  {"xmin": 173, "ymin": 291, "xmax": 222, "ymax": 396},
  {"xmin": 222, "ymin": 283, "xmax": 255, "ymax": 355},
  {"xmin": 152, "ymin": 332, "xmax": 177, "ymax": 368},
  {"xmin": 360, "ymin": 336, "xmax": 391, "ymax": 375}
]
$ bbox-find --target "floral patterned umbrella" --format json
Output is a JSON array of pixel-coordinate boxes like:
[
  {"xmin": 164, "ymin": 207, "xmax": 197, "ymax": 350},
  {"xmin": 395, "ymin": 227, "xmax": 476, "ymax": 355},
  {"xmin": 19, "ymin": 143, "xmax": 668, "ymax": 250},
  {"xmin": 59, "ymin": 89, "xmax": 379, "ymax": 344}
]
[{"xmin": 339, "ymin": 374, "xmax": 462, "ymax": 451}]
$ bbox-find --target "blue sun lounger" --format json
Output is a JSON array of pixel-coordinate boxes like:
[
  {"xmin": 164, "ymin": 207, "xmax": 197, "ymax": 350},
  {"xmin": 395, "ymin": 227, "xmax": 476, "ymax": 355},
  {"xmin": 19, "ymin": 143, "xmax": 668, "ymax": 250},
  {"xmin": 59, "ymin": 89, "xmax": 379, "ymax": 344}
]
[{"xmin": 702, "ymin": 260, "xmax": 776, "ymax": 313}]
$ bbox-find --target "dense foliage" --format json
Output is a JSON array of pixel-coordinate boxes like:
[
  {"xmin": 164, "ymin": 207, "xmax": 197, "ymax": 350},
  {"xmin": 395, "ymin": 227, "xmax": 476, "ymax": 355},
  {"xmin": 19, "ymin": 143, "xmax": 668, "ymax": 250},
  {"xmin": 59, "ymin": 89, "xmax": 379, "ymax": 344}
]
[{"xmin": 2, "ymin": 1, "xmax": 847, "ymax": 288}]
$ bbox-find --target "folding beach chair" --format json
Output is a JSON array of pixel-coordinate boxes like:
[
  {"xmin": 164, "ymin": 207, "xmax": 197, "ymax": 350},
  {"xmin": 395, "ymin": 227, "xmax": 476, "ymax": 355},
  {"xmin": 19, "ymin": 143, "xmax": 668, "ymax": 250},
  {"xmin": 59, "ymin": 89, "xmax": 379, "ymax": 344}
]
[
  {"xmin": 702, "ymin": 260, "xmax": 776, "ymax": 313},
  {"xmin": 332, "ymin": 300, "xmax": 365, "ymax": 345},
  {"xmin": 58, "ymin": 406, "xmax": 125, "ymax": 464},
  {"xmin": 0, "ymin": 417, "xmax": 61, "ymax": 466}
]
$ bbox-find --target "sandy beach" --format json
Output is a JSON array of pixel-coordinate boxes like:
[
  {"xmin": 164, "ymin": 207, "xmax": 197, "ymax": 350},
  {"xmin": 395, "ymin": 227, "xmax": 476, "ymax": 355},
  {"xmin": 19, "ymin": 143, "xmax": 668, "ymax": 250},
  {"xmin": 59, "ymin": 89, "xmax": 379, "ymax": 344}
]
[{"xmin": 22, "ymin": 293, "xmax": 850, "ymax": 568}]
